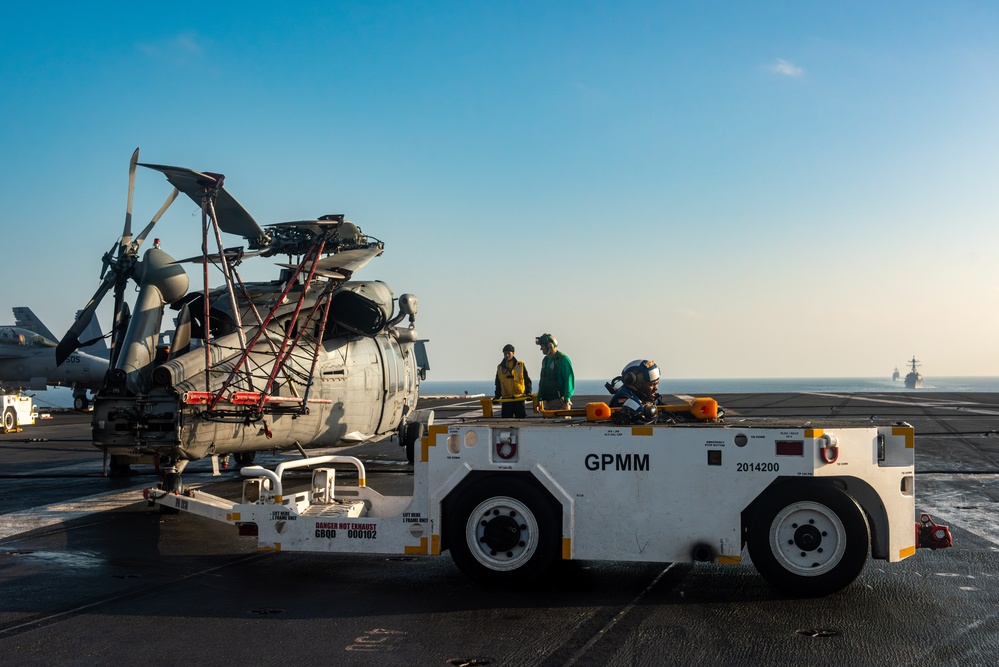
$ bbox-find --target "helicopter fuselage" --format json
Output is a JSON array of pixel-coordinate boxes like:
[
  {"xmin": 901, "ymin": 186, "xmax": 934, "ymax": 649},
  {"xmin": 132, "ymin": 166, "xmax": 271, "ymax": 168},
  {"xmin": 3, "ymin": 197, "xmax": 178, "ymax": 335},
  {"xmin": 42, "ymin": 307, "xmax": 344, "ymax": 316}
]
[
  {"xmin": 92, "ymin": 271, "xmax": 424, "ymax": 468},
  {"xmin": 92, "ymin": 327, "xmax": 421, "ymax": 463}
]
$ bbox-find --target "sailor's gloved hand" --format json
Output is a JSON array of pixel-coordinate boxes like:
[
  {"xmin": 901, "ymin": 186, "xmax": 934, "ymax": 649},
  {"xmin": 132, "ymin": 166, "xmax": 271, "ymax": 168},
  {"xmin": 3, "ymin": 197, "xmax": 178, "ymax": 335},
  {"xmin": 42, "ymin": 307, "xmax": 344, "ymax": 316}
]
[
  {"xmin": 656, "ymin": 412, "xmax": 675, "ymax": 424},
  {"xmin": 641, "ymin": 402, "xmax": 658, "ymax": 421}
]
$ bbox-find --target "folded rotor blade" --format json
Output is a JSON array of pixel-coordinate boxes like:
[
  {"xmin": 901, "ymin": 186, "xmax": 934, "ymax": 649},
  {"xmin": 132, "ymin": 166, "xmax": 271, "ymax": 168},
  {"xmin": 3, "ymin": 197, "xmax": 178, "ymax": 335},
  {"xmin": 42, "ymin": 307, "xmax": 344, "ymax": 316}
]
[
  {"xmin": 133, "ymin": 187, "xmax": 180, "ymax": 250},
  {"xmin": 318, "ymin": 247, "xmax": 384, "ymax": 274},
  {"xmin": 56, "ymin": 280, "xmax": 113, "ymax": 365},
  {"xmin": 138, "ymin": 163, "xmax": 265, "ymax": 240},
  {"xmin": 275, "ymin": 247, "xmax": 384, "ymax": 281},
  {"xmin": 97, "ymin": 240, "xmax": 117, "ymax": 280},
  {"xmin": 109, "ymin": 299, "xmax": 131, "ymax": 368},
  {"xmin": 121, "ymin": 148, "xmax": 139, "ymax": 247},
  {"xmin": 171, "ymin": 247, "xmax": 262, "ymax": 264},
  {"xmin": 169, "ymin": 303, "xmax": 192, "ymax": 359},
  {"xmin": 109, "ymin": 272, "xmax": 127, "ymax": 367},
  {"xmin": 275, "ymin": 263, "xmax": 346, "ymax": 280}
]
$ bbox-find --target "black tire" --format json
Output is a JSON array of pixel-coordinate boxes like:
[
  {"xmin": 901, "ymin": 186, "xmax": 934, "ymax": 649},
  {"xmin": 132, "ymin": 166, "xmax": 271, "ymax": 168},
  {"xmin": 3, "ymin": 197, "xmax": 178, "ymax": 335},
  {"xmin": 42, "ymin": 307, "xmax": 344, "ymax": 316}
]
[
  {"xmin": 108, "ymin": 456, "xmax": 132, "ymax": 477},
  {"xmin": 403, "ymin": 422, "xmax": 421, "ymax": 465},
  {"xmin": 747, "ymin": 482, "xmax": 870, "ymax": 596},
  {"xmin": 159, "ymin": 473, "xmax": 184, "ymax": 514},
  {"xmin": 234, "ymin": 451, "xmax": 256, "ymax": 466},
  {"xmin": 447, "ymin": 476, "xmax": 560, "ymax": 585},
  {"xmin": 2, "ymin": 407, "xmax": 15, "ymax": 432},
  {"xmin": 73, "ymin": 396, "xmax": 89, "ymax": 411}
]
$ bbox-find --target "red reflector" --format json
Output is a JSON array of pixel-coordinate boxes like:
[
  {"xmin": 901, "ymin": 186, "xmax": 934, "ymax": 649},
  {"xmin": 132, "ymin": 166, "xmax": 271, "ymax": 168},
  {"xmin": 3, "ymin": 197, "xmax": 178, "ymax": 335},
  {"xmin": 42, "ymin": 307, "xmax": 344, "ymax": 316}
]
[{"xmin": 775, "ymin": 440, "xmax": 804, "ymax": 456}]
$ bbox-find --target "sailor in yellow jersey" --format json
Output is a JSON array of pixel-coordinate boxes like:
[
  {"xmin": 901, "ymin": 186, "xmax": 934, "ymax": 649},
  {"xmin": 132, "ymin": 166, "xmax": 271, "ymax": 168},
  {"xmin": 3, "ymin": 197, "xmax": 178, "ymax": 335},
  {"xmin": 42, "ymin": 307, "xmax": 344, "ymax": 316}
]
[{"xmin": 494, "ymin": 344, "xmax": 532, "ymax": 418}]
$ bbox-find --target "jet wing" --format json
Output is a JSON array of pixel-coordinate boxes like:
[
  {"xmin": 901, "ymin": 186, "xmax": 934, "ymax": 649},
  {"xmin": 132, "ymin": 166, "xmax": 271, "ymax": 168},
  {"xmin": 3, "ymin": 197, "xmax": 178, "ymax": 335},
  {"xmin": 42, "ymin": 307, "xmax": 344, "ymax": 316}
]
[{"xmin": 139, "ymin": 163, "xmax": 265, "ymax": 240}]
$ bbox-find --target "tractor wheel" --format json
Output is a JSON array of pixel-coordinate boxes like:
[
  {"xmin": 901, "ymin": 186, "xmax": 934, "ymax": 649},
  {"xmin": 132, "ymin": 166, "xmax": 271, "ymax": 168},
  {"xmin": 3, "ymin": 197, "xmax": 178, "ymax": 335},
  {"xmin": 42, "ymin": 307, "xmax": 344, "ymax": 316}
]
[
  {"xmin": 747, "ymin": 482, "xmax": 870, "ymax": 596},
  {"xmin": 2, "ymin": 407, "xmax": 16, "ymax": 432},
  {"xmin": 447, "ymin": 476, "xmax": 560, "ymax": 585}
]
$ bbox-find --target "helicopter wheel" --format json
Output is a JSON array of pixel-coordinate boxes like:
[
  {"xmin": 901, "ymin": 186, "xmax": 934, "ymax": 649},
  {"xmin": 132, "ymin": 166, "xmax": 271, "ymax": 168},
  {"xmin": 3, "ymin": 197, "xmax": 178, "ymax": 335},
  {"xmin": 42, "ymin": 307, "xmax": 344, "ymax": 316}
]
[
  {"xmin": 107, "ymin": 455, "xmax": 132, "ymax": 477},
  {"xmin": 159, "ymin": 472, "xmax": 184, "ymax": 514},
  {"xmin": 403, "ymin": 422, "xmax": 422, "ymax": 465},
  {"xmin": 234, "ymin": 452, "xmax": 256, "ymax": 466}
]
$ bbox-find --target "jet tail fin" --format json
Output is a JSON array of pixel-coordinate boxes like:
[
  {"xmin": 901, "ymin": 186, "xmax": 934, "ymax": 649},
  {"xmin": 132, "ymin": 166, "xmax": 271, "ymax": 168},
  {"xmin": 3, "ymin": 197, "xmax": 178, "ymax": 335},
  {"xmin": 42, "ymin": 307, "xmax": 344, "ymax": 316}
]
[
  {"xmin": 12, "ymin": 307, "xmax": 57, "ymax": 342},
  {"xmin": 76, "ymin": 310, "xmax": 110, "ymax": 360}
]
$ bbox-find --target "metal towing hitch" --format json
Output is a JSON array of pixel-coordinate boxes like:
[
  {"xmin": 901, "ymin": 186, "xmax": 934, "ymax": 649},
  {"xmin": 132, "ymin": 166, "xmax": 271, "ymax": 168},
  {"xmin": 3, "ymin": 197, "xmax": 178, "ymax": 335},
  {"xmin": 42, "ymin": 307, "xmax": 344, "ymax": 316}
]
[{"xmin": 916, "ymin": 513, "xmax": 953, "ymax": 550}]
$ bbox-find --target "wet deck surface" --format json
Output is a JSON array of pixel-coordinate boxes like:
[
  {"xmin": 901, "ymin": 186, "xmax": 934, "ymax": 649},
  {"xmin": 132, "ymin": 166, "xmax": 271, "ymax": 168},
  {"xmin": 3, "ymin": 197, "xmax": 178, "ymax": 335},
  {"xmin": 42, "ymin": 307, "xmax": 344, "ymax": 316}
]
[{"xmin": 1, "ymin": 392, "xmax": 997, "ymax": 666}]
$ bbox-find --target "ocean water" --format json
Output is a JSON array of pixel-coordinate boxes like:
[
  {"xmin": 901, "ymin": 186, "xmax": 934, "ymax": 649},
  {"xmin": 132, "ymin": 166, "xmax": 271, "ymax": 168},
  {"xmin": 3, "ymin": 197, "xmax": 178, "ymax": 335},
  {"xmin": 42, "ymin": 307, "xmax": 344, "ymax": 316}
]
[{"xmin": 421, "ymin": 376, "xmax": 999, "ymax": 397}]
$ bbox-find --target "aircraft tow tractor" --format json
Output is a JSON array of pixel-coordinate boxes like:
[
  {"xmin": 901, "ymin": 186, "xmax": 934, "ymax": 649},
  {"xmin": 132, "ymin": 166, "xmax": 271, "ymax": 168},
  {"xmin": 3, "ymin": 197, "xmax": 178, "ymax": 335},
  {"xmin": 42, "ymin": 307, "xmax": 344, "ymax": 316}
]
[
  {"xmin": 145, "ymin": 398, "xmax": 953, "ymax": 596},
  {"xmin": 1, "ymin": 393, "xmax": 36, "ymax": 433}
]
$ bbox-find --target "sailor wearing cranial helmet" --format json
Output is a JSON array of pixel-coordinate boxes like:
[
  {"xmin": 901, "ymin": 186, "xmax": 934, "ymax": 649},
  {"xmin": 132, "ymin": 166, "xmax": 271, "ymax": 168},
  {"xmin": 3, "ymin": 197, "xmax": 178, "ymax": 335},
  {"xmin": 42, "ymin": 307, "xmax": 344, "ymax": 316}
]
[
  {"xmin": 535, "ymin": 333, "xmax": 574, "ymax": 412},
  {"xmin": 607, "ymin": 360, "xmax": 663, "ymax": 424}
]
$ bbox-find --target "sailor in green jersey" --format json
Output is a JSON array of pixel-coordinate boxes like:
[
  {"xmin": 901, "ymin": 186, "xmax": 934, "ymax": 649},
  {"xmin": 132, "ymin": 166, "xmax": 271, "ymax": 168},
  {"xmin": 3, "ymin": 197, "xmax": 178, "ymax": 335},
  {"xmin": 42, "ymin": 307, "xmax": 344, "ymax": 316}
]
[{"xmin": 534, "ymin": 333, "xmax": 574, "ymax": 411}]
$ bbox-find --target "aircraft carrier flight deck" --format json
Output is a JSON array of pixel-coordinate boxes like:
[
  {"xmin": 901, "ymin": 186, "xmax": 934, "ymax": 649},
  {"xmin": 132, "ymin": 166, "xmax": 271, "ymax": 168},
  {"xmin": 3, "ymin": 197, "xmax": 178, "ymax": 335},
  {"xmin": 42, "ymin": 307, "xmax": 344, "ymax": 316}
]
[{"xmin": 1, "ymin": 391, "xmax": 997, "ymax": 666}]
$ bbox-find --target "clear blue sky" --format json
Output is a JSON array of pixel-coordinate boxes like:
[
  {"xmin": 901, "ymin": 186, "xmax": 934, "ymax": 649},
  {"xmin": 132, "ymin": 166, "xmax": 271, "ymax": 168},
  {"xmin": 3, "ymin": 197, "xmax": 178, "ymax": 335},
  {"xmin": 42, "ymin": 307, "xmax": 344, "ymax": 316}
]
[{"xmin": 2, "ymin": 2, "xmax": 998, "ymax": 382}]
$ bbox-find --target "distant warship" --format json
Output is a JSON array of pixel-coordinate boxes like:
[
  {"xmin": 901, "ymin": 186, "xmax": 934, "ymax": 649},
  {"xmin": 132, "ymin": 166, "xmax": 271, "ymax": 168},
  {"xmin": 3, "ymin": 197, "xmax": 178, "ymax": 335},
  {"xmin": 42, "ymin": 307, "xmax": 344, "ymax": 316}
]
[{"xmin": 904, "ymin": 357, "xmax": 922, "ymax": 389}]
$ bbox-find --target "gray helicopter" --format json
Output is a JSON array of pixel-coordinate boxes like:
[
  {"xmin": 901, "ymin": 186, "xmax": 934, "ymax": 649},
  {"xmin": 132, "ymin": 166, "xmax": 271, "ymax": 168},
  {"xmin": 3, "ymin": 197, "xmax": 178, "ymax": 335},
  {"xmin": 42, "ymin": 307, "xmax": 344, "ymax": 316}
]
[
  {"xmin": 57, "ymin": 149, "xmax": 430, "ymax": 483},
  {"xmin": 0, "ymin": 307, "xmax": 108, "ymax": 409}
]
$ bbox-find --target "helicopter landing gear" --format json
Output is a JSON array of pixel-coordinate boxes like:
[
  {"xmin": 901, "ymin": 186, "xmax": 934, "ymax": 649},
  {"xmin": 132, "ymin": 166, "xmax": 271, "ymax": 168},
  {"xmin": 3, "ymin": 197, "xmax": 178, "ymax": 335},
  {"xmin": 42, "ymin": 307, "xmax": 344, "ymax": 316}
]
[
  {"xmin": 107, "ymin": 455, "xmax": 132, "ymax": 477},
  {"xmin": 158, "ymin": 460, "xmax": 189, "ymax": 514},
  {"xmin": 403, "ymin": 422, "xmax": 423, "ymax": 465},
  {"xmin": 234, "ymin": 451, "xmax": 256, "ymax": 466}
]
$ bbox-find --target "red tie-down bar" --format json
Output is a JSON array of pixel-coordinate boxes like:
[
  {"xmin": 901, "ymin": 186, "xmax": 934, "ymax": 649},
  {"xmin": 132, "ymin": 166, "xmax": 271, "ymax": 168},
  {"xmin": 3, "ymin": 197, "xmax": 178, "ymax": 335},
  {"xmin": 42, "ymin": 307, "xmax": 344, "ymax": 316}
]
[{"xmin": 183, "ymin": 391, "xmax": 331, "ymax": 405}]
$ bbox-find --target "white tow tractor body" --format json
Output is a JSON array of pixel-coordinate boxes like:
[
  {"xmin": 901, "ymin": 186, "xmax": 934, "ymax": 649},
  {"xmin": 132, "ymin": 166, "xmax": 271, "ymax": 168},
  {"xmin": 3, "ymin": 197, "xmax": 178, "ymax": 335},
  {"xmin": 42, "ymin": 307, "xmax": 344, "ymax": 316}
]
[
  {"xmin": 146, "ymin": 414, "xmax": 928, "ymax": 596},
  {"xmin": 1, "ymin": 393, "xmax": 36, "ymax": 432}
]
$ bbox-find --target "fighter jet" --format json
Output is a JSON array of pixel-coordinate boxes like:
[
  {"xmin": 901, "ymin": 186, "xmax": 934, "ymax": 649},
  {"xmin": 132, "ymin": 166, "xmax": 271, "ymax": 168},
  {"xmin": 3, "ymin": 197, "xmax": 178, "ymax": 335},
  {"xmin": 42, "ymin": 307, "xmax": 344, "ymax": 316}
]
[
  {"xmin": 0, "ymin": 307, "xmax": 109, "ymax": 409},
  {"xmin": 57, "ymin": 149, "xmax": 430, "ymax": 482}
]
